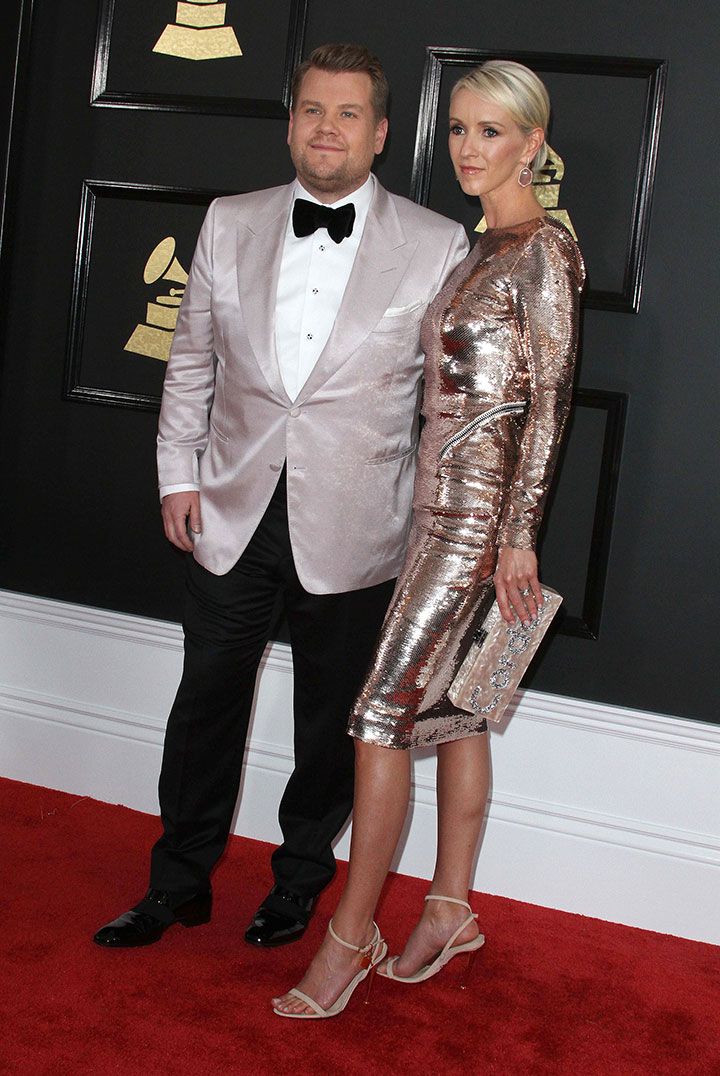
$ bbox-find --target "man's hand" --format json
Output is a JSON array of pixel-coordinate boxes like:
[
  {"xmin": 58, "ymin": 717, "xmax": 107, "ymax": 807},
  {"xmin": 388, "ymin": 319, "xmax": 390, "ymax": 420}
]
[
  {"xmin": 494, "ymin": 545, "xmax": 543, "ymax": 626},
  {"xmin": 161, "ymin": 491, "xmax": 202, "ymax": 552}
]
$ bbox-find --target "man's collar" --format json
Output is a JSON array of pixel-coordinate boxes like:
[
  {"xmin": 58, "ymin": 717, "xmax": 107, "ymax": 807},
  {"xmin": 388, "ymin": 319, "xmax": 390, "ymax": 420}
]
[{"xmin": 292, "ymin": 174, "xmax": 375, "ymax": 214}]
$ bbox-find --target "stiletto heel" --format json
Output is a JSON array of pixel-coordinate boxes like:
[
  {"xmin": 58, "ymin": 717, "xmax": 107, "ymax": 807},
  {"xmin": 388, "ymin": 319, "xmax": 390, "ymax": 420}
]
[
  {"xmin": 458, "ymin": 946, "xmax": 479, "ymax": 989},
  {"xmin": 364, "ymin": 962, "xmax": 378, "ymax": 1004},
  {"xmin": 273, "ymin": 920, "xmax": 387, "ymax": 1019},
  {"xmin": 379, "ymin": 895, "xmax": 485, "ymax": 985}
]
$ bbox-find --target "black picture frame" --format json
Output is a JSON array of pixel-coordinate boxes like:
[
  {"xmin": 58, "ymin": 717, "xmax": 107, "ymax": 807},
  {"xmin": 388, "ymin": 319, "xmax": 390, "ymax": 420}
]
[
  {"xmin": 0, "ymin": 0, "xmax": 35, "ymax": 391},
  {"xmin": 91, "ymin": 0, "xmax": 308, "ymax": 118},
  {"xmin": 64, "ymin": 179, "xmax": 232, "ymax": 412},
  {"xmin": 411, "ymin": 48, "xmax": 667, "ymax": 313},
  {"xmin": 546, "ymin": 388, "xmax": 626, "ymax": 640},
  {"xmin": 65, "ymin": 184, "xmax": 625, "ymax": 640}
]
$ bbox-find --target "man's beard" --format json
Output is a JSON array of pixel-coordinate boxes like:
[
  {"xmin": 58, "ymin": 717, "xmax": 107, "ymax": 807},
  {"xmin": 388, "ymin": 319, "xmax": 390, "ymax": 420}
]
[{"xmin": 293, "ymin": 150, "xmax": 363, "ymax": 196}]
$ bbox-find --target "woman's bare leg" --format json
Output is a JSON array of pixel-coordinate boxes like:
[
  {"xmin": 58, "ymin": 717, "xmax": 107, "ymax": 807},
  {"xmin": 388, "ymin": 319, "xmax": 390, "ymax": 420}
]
[
  {"xmin": 393, "ymin": 732, "xmax": 490, "ymax": 976},
  {"xmin": 273, "ymin": 740, "xmax": 411, "ymax": 1014}
]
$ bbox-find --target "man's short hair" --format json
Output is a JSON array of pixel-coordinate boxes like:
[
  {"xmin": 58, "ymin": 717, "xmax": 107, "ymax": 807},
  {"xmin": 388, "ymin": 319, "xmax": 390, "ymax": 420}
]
[{"xmin": 291, "ymin": 43, "xmax": 389, "ymax": 122}]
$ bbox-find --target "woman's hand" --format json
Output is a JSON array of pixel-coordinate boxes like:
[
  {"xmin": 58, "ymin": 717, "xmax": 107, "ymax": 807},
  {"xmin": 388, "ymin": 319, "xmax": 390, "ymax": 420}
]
[{"xmin": 494, "ymin": 545, "xmax": 543, "ymax": 625}]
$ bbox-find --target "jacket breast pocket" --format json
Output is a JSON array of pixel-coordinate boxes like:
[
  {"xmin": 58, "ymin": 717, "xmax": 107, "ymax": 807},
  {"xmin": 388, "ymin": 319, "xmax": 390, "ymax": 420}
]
[{"xmin": 372, "ymin": 300, "xmax": 426, "ymax": 335}]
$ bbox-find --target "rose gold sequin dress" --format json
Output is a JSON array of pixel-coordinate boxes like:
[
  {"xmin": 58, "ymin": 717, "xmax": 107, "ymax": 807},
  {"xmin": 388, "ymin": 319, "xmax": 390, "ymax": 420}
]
[{"xmin": 349, "ymin": 217, "xmax": 585, "ymax": 749}]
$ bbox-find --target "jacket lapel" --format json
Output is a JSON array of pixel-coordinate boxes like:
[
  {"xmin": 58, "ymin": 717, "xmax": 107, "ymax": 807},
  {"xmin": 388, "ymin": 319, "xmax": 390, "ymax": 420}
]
[
  {"xmin": 295, "ymin": 181, "xmax": 418, "ymax": 404},
  {"xmin": 236, "ymin": 183, "xmax": 293, "ymax": 404}
]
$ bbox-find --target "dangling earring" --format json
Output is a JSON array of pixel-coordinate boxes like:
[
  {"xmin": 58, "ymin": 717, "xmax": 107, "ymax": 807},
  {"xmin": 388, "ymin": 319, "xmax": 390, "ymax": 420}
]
[{"xmin": 517, "ymin": 161, "xmax": 533, "ymax": 187}]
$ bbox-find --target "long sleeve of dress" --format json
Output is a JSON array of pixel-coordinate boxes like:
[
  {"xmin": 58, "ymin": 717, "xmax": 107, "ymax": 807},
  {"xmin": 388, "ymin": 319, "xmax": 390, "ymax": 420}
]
[{"xmin": 496, "ymin": 227, "xmax": 585, "ymax": 550}]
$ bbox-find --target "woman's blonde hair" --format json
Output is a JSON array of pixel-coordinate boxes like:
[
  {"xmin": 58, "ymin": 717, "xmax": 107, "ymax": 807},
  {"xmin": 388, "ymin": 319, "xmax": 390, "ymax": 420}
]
[{"xmin": 452, "ymin": 60, "xmax": 550, "ymax": 172}]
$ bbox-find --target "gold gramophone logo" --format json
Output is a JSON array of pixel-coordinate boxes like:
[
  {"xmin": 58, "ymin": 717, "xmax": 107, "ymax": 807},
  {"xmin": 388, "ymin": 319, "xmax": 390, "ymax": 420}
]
[
  {"xmin": 124, "ymin": 237, "xmax": 188, "ymax": 362},
  {"xmin": 475, "ymin": 145, "xmax": 577, "ymax": 238},
  {"xmin": 154, "ymin": 1, "xmax": 242, "ymax": 61}
]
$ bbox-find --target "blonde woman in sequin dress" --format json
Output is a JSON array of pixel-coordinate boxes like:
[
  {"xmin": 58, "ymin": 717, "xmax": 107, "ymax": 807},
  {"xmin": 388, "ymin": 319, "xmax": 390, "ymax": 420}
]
[{"xmin": 273, "ymin": 60, "xmax": 585, "ymax": 1019}]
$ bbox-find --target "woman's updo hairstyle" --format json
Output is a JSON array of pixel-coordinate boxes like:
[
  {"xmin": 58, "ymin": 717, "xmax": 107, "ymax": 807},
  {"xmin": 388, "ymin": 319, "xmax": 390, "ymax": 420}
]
[{"xmin": 452, "ymin": 60, "xmax": 550, "ymax": 173}]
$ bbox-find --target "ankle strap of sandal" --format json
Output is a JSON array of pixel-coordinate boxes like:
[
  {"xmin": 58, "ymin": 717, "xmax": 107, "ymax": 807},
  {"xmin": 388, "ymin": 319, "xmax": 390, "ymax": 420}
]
[
  {"xmin": 328, "ymin": 918, "xmax": 380, "ymax": 958},
  {"xmin": 425, "ymin": 895, "xmax": 479, "ymax": 953},
  {"xmin": 424, "ymin": 894, "xmax": 475, "ymax": 915}
]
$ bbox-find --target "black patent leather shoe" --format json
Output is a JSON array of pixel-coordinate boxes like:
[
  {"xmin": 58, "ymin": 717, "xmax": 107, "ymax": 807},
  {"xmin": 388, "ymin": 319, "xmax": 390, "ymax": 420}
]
[
  {"xmin": 93, "ymin": 887, "xmax": 212, "ymax": 948},
  {"xmin": 244, "ymin": 886, "xmax": 316, "ymax": 948}
]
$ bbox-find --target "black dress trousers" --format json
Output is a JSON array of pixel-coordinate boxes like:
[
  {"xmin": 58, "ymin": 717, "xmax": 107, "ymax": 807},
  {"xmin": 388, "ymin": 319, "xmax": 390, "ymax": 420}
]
[{"xmin": 150, "ymin": 468, "xmax": 395, "ymax": 900}]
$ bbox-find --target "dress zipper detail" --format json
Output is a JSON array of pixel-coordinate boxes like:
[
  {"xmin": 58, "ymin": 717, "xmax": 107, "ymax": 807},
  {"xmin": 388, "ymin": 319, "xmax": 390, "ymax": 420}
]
[{"xmin": 439, "ymin": 401, "xmax": 527, "ymax": 460}]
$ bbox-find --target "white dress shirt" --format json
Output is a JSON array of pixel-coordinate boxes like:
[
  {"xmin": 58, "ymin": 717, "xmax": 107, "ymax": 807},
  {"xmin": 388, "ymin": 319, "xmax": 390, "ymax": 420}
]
[
  {"xmin": 275, "ymin": 174, "xmax": 373, "ymax": 400},
  {"xmin": 160, "ymin": 174, "xmax": 375, "ymax": 500}
]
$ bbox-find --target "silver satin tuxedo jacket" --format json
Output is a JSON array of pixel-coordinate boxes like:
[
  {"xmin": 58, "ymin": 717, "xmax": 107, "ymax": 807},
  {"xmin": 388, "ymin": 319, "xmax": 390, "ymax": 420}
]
[{"xmin": 157, "ymin": 180, "xmax": 468, "ymax": 593}]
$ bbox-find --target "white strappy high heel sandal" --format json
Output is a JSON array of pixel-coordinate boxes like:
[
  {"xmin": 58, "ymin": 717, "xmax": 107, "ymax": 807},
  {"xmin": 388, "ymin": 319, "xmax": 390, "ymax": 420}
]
[
  {"xmin": 378, "ymin": 895, "xmax": 484, "ymax": 987},
  {"xmin": 272, "ymin": 919, "xmax": 387, "ymax": 1019}
]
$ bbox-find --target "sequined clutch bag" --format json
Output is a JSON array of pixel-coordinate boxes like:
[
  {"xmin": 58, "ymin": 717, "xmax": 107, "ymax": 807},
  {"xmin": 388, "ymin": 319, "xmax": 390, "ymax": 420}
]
[{"xmin": 448, "ymin": 586, "xmax": 563, "ymax": 722}]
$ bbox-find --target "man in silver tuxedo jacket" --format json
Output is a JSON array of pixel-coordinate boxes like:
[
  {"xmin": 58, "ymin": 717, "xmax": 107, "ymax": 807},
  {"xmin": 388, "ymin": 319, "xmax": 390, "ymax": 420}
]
[{"xmin": 94, "ymin": 44, "xmax": 468, "ymax": 950}]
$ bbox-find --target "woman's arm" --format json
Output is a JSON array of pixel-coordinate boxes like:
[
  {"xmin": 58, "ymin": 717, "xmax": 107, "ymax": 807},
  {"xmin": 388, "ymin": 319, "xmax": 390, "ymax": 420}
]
[{"xmin": 495, "ymin": 227, "xmax": 585, "ymax": 624}]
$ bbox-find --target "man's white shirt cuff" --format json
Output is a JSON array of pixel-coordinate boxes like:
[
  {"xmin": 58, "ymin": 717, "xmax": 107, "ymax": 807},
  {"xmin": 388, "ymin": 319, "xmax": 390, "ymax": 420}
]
[{"xmin": 159, "ymin": 483, "xmax": 199, "ymax": 502}]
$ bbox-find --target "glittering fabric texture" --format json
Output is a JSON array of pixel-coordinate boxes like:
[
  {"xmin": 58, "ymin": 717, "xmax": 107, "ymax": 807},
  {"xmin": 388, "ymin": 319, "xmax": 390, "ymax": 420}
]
[{"xmin": 349, "ymin": 218, "xmax": 585, "ymax": 750}]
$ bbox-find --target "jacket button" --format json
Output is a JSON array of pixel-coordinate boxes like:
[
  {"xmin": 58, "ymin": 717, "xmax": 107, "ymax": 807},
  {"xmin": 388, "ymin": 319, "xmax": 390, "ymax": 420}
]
[
  {"xmin": 289, "ymin": 407, "xmax": 301, "ymax": 417},
  {"xmin": 269, "ymin": 463, "xmax": 282, "ymax": 472}
]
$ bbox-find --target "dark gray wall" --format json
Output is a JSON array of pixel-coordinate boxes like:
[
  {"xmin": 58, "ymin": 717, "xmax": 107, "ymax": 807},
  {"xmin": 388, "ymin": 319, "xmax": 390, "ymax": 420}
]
[{"xmin": 1, "ymin": 1, "xmax": 718, "ymax": 723}]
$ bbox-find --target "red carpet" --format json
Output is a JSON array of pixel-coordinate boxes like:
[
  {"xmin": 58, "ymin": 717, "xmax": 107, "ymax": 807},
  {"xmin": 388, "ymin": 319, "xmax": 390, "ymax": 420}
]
[{"xmin": 1, "ymin": 777, "xmax": 719, "ymax": 1075}]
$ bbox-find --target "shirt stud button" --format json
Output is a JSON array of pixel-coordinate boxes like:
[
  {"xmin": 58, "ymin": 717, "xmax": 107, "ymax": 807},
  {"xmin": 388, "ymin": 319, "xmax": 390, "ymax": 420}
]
[{"xmin": 312, "ymin": 288, "xmax": 318, "ymax": 294}]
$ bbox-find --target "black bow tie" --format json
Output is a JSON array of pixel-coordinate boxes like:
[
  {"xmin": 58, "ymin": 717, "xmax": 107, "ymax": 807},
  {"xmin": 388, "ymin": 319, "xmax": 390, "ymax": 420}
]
[{"xmin": 292, "ymin": 198, "xmax": 356, "ymax": 244}]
